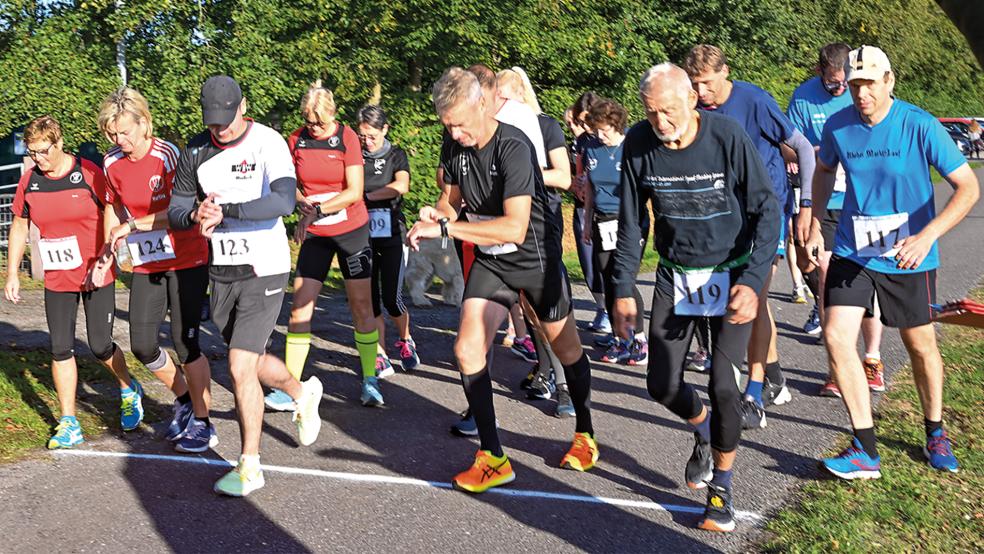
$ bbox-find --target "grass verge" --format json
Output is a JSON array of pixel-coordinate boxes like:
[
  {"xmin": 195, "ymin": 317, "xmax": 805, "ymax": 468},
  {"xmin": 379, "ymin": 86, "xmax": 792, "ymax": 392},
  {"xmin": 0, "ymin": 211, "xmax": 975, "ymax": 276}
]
[
  {"xmin": 0, "ymin": 348, "xmax": 166, "ymax": 464},
  {"xmin": 764, "ymin": 287, "xmax": 984, "ymax": 552}
]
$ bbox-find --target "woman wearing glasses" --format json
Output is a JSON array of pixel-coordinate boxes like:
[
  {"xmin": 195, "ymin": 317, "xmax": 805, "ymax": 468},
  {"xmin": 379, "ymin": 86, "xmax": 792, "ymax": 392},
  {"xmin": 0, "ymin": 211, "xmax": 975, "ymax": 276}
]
[
  {"xmin": 4, "ymin": 115, "xmax": 142, "ymax": 448},
  {"xmin": 265, "ymin": 80, "xmax": 384, "ymax": 408},
  {"xmin": 355, "ymin": 105, "xmax": 420, "ymax": 375}
]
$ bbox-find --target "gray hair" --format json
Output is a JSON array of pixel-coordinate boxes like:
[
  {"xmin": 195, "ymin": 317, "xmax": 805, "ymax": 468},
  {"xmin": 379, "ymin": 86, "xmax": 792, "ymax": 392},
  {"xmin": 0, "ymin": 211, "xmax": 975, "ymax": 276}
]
[
  {"xmin": 432, "ymin": 67, "xmax": 483, "ymax": 115},
  {"xmin": 639, "ymin": 63, "xmax": 692, "ymax": 102}
]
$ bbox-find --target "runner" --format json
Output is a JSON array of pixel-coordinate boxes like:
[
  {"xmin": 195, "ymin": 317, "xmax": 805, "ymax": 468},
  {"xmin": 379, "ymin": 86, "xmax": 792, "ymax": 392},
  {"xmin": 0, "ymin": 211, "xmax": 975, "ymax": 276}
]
[
  {"xmin": 578, "ymin": 98, "xmax": 648, "ymax": 365},
  {"xmin": 612, "ymin": 63, "xmax": 780, "ymax": 532},
  {"xmin": 96, "ymin": 87, "xmax": 216, "ymax": 453},
  {"xmin": 804, "ymin": 46, "xmax": 979, "ymax": 478},
  {"xmin": 277, "ymin": 80, "xmax": 383, "ymax": 407},
  {"xmin": 356, "ymin": 104, "xmax": 420, "ymax": 376},
  {"xmin": 787, "ymin": 43, "xmax": 886, "ymax": 396},
  {"xmin": 684, "ymin": 44, "xmax": 816, "ymax": 428},
  {"xmin": 167, "ymin": 75, "xmax": 323, "ymax": 496},
  {"xmin": 409, "ymin": 67, "xmax": 597, "ymax": 492},
  {"xmin": 4, "ymin": 115, "xmax": 143, "ymax": 448}
]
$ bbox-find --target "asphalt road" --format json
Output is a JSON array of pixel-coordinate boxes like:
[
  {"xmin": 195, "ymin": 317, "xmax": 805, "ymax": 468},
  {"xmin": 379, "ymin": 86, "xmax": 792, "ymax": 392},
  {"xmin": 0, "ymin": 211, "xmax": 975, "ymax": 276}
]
[{"xmin": 0, "ymin": 168, "xmax": 981, "ymax": 553}]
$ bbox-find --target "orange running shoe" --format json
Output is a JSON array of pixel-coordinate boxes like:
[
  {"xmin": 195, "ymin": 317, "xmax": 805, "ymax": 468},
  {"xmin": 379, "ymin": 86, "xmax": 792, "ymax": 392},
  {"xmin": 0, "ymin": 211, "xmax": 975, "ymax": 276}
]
[
  {"xmin": 560, "ymin": 432, "xmax": 599, "ymax": 471},
  {"xmin": 819, "ymin": 378, "xmax": 842, "ymax": 398},
  {"xmin": 863, "ymin": 358, "xmax": 885, "ymax": 392},
  {"xmin": 452, "ymin": 450, "xmax": 515, "ymax": 493}
]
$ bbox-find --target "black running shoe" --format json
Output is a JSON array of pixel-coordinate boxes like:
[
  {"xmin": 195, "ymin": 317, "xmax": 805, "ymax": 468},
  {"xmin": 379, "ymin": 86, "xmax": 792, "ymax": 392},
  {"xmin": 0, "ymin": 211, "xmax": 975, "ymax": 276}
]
[
  {"xmin": 526, "ymin": 370, "xmax": 556, "ymax": 400},
  {"xmin": 740, "ymin": 397, "xmax": 767, "ymax": 430},
  {"xmin": 519, "ymin": 366, "xmax": 538, "ymax": 390},
  {"xmin": 763, "ymin": 378, "xmax": 792, "ymax": 407},
  {"xmin": 685, "ymin": 431, "xmax": 713, "ymax": 490},
  {"xmin": 555, "ymin": 384, "xmax": 575, "ymax": 418},
  {"xmin": 698, "ymin": 483, "xmax": 736, "ymax": 532}
]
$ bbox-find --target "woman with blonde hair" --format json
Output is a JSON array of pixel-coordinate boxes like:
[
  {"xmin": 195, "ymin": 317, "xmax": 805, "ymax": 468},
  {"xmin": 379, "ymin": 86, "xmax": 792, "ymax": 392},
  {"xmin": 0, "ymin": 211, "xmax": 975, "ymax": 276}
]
[
  {"xmin": 268, "ymin": 80, "xmax": 384, "ymax": 407},
  {"xmin": 96, "ymin": 86, "xmax": 215, "ymax": 452}
]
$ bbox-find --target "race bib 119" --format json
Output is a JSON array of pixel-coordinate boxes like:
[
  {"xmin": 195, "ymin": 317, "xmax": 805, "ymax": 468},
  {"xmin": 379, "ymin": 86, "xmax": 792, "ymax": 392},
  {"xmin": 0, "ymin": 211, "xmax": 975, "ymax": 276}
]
[{"xmin": 673, "ymin": 269, "xmax": 728, "ymax": 317}]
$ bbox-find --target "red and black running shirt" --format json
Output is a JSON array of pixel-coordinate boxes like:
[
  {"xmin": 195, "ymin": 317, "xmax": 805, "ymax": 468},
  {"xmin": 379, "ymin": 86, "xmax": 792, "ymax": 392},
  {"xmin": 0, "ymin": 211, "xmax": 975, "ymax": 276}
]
[
  {"xmin": 104, "ymin": 138, "xmax": 208, "ymax": 273},
  {"xmin": 12, "ymin": 157, "xmax": 112, "ymax": 291},
  {"xmin": 288, "ymin": 124, "xmax": 366, "ymax": 236}
]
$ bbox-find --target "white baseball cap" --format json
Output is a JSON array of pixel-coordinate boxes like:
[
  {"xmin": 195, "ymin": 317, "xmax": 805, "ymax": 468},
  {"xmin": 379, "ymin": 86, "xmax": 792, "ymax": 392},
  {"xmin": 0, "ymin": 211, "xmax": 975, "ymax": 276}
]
[{"xmin": 845, "ymin": 45, "xmax": 892, "ymax": 82}]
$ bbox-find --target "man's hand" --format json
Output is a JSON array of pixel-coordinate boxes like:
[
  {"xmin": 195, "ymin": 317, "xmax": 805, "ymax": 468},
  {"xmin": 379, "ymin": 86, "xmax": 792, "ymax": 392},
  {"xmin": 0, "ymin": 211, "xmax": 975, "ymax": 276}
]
[
  {"xmin": 293, "ymin": 213, "xmax": 314, "ymax": 243},
  {"xmin": 406, "ymin": 220, "xmax": 441, "ymax": 251},
  {"xmin": 726, "ymin": 284, "xmax": 758, "ymax": 324},
  {"xmin": 612, "ymin": 297, "xmax": 637, "ymax": 339},
  {"xmin": 894, "ymin": 229, "xmax": 938, "ymax": 270},
  {"xmin": 197, "ymin": 193, "xmax": 223, "ymax": 239},
  {"xmin": 4, "ymin": 273, "xmax": 20, "ymax": 304},
  {"xmin": 418, "ymin": 206, "xmax": 440, "ymax": 223},
  {"xmin": 795, "ymin": 207, "xmax": 812, "ymax": 247},
  {"xmin": 803, "ymin": 227, "xmax": 824, "ymax": 267},
  {"xmin": 297, "ymin": 196, "xmax": 317, "ymax": 218}
]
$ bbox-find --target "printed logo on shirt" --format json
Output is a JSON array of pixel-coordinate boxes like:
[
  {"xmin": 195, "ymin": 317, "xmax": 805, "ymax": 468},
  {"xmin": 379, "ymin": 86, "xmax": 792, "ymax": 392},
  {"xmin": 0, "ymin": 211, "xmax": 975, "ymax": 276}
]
[
  {"xmin": 846, "ymin": 148, "xmax": 901, "ymax": 160},
  {"xmin": 459, "ymin": 153, "xmax": 469, "ymax": 176},
  {"xmin": 615, "ymin": 161, "xmax": 622, "ymax": 172},
  {"xmin": 30, "ymin": 182, "xmax": 40, "ymax": 191},
  {"xmin": 69, "ymin": 172, "xmax": 83, "ymax": 184},
  {"xmin": 298, "ymin": 139, "xmax": 307, "ymax": 148},
  {"xmin": 373, "ymin": 158, "xmax": 386, "ymax": 174},
  {"xmin": 328, "ymin": 136, "xmax": 340, "ymax": 147},
  {"xmin": 231, "ymin": 160, "xmax": 257, "ymax": 180},
  {"xmin": 148, "ymin": 175, "xmax": 164, "ymax": 193},
  {"xmin": 588, "ymin": 157, "xmax": 598, "ymax": 171},
  {"xmin": 490, "ymin": 162, "xmax": 498, "ymax": 177}
]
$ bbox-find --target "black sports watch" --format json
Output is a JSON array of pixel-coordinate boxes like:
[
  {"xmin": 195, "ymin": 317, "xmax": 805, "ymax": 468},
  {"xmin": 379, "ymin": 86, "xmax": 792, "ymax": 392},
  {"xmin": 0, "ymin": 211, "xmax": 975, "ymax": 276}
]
[
  {"xmin": 799, "ymin": 199, "xmax": 813, "ymax": 208},
  {"xmin": 438, "ymin": 217, "xmax": 450, "ymax": 248}
]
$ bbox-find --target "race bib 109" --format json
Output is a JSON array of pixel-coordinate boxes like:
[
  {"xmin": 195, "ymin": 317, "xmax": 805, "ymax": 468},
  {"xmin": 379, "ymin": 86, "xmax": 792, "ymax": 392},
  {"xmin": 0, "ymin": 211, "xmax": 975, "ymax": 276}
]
[
  {"xmin": 126, "ymin": 230, "xmax": 176, "ymax": 266},
  {"xmin": 673, "ymin": 269, "xmax": 728, "ymax": 317},
  {"xmin": 368, "ymin": 208, "xmax": 392, "ymax": 238},
  {"xmin": 853, "ymin": 213, "xmax": 909, "ymax": 258},
  {"xmin": 38, "ymin": 236, "xmax": 83, "ymax": 271}
]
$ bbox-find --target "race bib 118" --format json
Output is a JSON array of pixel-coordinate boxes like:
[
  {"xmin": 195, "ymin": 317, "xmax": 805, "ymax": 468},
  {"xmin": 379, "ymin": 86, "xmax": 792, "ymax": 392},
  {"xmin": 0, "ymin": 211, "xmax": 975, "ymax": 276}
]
[{"xmin": 38, "ymin": 236, "xmax": 83, "ymax": 271}]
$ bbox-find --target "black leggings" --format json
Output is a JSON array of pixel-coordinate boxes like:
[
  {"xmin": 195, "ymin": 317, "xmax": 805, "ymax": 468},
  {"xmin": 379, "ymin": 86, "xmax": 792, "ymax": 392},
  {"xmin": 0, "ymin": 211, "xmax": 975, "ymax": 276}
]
[
  {"xmin": 591, "ymin": 221, "xmax": 645, "ymax": 333},
  {"xmin": 645, "ymin": 268, "xmax": 751, "ymax": 452},
  {"xmin": 45, "ymin": 285, "xmax": 117, "ymax": 362},
  {"xmin": 370, "ymin": 240, "xmax": 408, "ymax": 318},
  {"xmin": 572, "ymin": 207, "xmax": 601, "ymax": 294},
  {"xmin": 129, "ymin": 265, "xmax": 209, "ymax": 366}
]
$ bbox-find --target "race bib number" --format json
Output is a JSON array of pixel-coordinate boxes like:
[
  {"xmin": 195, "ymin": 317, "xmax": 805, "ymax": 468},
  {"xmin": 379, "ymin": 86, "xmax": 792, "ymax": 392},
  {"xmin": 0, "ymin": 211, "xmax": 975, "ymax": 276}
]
[
  {"xmin": 210, "ymin": 230, "xmax": 276, "ymax": 266},
  {"xmin": 309, "ymin": 193, "xmax": 348, "ymax": 226},
  {"xmin": 38, "ymin": 236, "xmax": 83, "ymax": 271},
  {"xmin": 126, "ymin": 230, "xmax": 175, "ymax": 266},
  {"xmin": 673, "ymin": 269, "xmax": 728, "ymax": 317},
  {"xmin": 368, "ymin": 208, "xmax": 392, "ymax": 238},
  {"xmin": 598, "ymin": 219, "xmax": 619, "ymax": 252},
  {"xmin": 853, "ymin": 213, "xmax": 909, "ymax": 258},
  {"xmin": 465, "ymin": 213, "xmax": 519, "ymax": 256}
]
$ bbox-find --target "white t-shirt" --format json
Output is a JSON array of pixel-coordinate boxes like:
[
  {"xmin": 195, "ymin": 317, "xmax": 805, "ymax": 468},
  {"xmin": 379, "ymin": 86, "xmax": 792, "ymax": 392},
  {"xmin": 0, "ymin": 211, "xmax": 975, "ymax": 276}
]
[{"xmin": 495, "ymin": 99, "xmax": 547, "ymax": 168}]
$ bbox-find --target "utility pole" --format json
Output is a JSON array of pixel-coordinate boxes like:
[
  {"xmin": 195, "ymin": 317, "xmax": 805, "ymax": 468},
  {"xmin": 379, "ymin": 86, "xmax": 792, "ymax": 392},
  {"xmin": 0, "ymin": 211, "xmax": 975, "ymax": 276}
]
[{"xmin": 116, "ymin": 0, "xmax": 127, "ymax": 84}]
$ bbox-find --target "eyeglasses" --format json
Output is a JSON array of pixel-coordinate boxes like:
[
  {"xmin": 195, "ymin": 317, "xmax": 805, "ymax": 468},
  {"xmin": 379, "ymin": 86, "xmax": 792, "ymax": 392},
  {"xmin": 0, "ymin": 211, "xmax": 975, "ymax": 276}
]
[
  {"xmin": 823, "ymin": 80, "xmax": 848, "ymax": 92},
  {"xmin": 304, "ymin": 119, "xmax": 326, "ymax": 128},
  {"xmin": 26, "ymin": 143, "xmax": 55, "ymax": 159}
]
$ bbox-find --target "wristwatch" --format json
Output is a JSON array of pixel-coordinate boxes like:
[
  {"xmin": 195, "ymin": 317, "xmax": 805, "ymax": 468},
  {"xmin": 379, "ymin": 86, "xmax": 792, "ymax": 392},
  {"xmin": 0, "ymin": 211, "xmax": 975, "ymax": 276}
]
[
  {"xmin": 438, "ymin": 217, "xmax": 450, "ymax": 248},
  {"xmin": 799, "ymin": 199, "xmax": 813, "ymax": 208},
  {"xmin": 127, "ymin": 218, "xmax": 138, "ymax": 232}
]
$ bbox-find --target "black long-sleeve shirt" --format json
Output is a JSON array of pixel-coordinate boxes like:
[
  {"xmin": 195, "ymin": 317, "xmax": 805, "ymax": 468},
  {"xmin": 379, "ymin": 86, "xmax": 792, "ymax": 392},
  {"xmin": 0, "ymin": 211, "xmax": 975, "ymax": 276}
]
[{"xmin": 612, "ymin": 111, "xmax": 780, "ymax": 297}]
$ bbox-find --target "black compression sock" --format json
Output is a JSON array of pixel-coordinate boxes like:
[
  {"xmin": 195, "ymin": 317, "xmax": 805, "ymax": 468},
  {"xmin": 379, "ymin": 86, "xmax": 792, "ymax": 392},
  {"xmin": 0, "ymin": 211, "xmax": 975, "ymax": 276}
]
[
  {"xmin": 176, "ymin": 392, "xmax": 192, "ymax": 405},
  {"xmin": 924, "ymin": 418, "xmax": 943, "ymax": 437},
  {"xmin": 853, "ymin": 427, "xmax": 879, "ymax": 459},
  {"xmin": 562, "ymin": 353, "xmax": 593, "ymax": 436},
  {"xmin": 765, "ymin": 361, "xmax": 784, "ymax": 385},
  {"xmin": 803, "ymin": 269, "xmax": 820, "ymax": 298},
  {"xmin": 199, "ymin": 417, "xmax": 211, "ymax": 427},
  {"xmin": 461, "ymin": 368, "xmax": 502, "ymax": 457}
]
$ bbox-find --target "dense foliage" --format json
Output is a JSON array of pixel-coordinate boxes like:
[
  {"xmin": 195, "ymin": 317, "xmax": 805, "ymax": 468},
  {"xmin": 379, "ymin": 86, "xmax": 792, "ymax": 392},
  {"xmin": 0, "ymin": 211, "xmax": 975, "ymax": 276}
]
[{"xmin": 1, "ymin": 0, "xmax": 981, "ymax": 214}]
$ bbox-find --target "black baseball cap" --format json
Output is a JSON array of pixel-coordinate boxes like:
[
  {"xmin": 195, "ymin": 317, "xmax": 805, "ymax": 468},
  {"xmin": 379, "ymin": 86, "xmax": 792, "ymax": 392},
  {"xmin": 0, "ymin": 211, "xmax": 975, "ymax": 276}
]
[{"xmin": 200, "ymin": 75, "xmax": 243, "ymax": 126}]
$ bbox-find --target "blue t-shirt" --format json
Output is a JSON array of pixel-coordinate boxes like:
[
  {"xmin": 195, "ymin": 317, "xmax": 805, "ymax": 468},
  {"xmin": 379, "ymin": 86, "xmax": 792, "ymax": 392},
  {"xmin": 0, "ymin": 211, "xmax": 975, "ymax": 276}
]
[
  {"xmin": 787, "ymin": 76, "xmax": 854, "ymax": 209},
  {"xmin": 584, "ymin": 137, "xmax": 624, "ymax": 215},
  {"xmin": 819, "ymin": 99, "xmax": 966, "ymax": 274},
  {"xmin": 703, "ymin": 80, "xmax": 795, "ymax": 211}
]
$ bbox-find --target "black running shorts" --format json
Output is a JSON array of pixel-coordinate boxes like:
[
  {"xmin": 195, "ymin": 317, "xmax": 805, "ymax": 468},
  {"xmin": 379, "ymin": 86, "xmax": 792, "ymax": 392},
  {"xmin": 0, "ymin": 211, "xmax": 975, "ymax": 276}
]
[
  {"xmin": 463, "ymin": 259, "xmax": 573, "ymax": 323},
  {"xmin": 296, "ymin": 225, "xmax": 372, "ymax": 281},
  {"xmin": 825, "ymin": 256, "xmax": 936, "ymax": 328}
]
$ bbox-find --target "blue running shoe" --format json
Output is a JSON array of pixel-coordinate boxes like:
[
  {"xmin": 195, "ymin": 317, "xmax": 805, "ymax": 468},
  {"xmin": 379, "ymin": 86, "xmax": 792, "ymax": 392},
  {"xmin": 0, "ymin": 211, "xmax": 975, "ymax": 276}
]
[
  {"xmin": 264, "ymin": 389, "xmax": 296, "ymax": 412},
  {"xmin": 395, "ymin": 338, "xmax": 420, "ymax": 372},
  {"xmin": 164, "ymin": 400, "xmax": 194, "ymax": 441},
  {"xmin": 449, "ymin": 409, "xmax": 500, "ymax": 437},
  {"xmin": 120, "ymin": 379, "xmax": 144, "ymax": 431},
  {"xmin": 594, "ymin": 333, "xmax": 617, "ymax": 348},
  {"xmin": 174, "ymin": 418, "xmax": 218, "ymax": 453},
  {"xmin": 588, "ymin": 309, "xmax": 612, "ymax": 333},
  {"xmin": 601, "ymin": 340, "xmax": 630, "ymax": 364},
  {"xmin": 361, "ymin": 376, "xmax": 384, "ymax": 407},
  {"xmin": 47, "ymin": 417, "xmax": 84, "ymax": 449},
  {"xmin": 924, "ymin": 428, "xmax": 959, "ymax": 473},
  {"xmin": 376, "ymin": 355, "xmax": 395, "ymax": 380},
  {"xmin": 627, "ymin": 339, "xmax": 649, "ymax": 366},
  {"xmin": 823, "ymin": 438, "xmax": 881, "ymax": 480}
]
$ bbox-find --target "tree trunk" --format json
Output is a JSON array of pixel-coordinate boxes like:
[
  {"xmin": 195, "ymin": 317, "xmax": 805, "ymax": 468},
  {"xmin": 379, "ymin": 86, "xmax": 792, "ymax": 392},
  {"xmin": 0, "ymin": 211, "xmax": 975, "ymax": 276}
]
[{"xmin": 936, "ymin": 1, "xmax": 984, "ymax": 68}]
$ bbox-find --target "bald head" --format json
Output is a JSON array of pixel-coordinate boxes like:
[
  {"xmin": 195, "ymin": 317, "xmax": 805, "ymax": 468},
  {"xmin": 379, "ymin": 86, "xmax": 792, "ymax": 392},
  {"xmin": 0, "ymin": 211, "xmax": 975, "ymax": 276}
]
[{"xmin": 639, "ymin": 63, "xmax": 692, "ymax": 102}]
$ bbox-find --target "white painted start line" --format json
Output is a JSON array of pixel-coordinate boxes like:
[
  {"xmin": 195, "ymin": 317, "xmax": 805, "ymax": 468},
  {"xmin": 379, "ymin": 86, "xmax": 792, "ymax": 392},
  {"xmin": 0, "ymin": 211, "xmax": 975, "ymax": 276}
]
[{"xmin": 53, "ymin": 449, "xmax": 764, "ymax": 523}]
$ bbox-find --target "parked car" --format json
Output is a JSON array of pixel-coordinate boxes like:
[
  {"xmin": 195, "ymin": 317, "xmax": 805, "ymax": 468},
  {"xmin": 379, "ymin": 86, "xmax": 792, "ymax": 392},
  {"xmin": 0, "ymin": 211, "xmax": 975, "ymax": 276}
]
[{"xmin": 939, "ymin": 118, "xmax": 973, "ymax": 156}]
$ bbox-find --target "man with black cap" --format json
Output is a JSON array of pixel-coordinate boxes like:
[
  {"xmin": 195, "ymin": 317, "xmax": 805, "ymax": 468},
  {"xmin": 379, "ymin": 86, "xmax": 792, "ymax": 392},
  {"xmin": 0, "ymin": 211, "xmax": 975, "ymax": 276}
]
[{"xmin": 168, "ymin": 75, "xmax": 324, "ymax": 496}]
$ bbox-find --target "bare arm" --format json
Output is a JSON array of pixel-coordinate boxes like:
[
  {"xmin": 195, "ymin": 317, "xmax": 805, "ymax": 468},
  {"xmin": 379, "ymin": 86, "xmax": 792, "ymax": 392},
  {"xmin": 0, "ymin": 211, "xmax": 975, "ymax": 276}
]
[
  {"xmin": 314, "ymin": 164, "xmax": 364, "ymax": 214},
  {"xmin": 446, "ymin": 194, "xmax": 531, "ymax": 246},
  {"xmin": 804, "ymin": 160, "xmax": 837, "ymax": 265},
  {"xmin": 4, "ymin": 217, "xmax": 29, "ymax": 302},
  {"xmin": 541, "ymin": 147, "xmax": 572, "ymax": 191}
]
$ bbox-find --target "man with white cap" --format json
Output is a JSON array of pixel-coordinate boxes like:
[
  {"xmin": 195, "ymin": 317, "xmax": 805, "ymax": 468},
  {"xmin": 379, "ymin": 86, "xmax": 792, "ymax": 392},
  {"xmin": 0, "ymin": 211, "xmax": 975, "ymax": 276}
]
[
  {"xmin": 168, "ymin": 75, "xmax": 324, "ymax": 496},
  {"xmin": 805, "ymin": 46, "xmax": 979, "ymax": 478}
]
